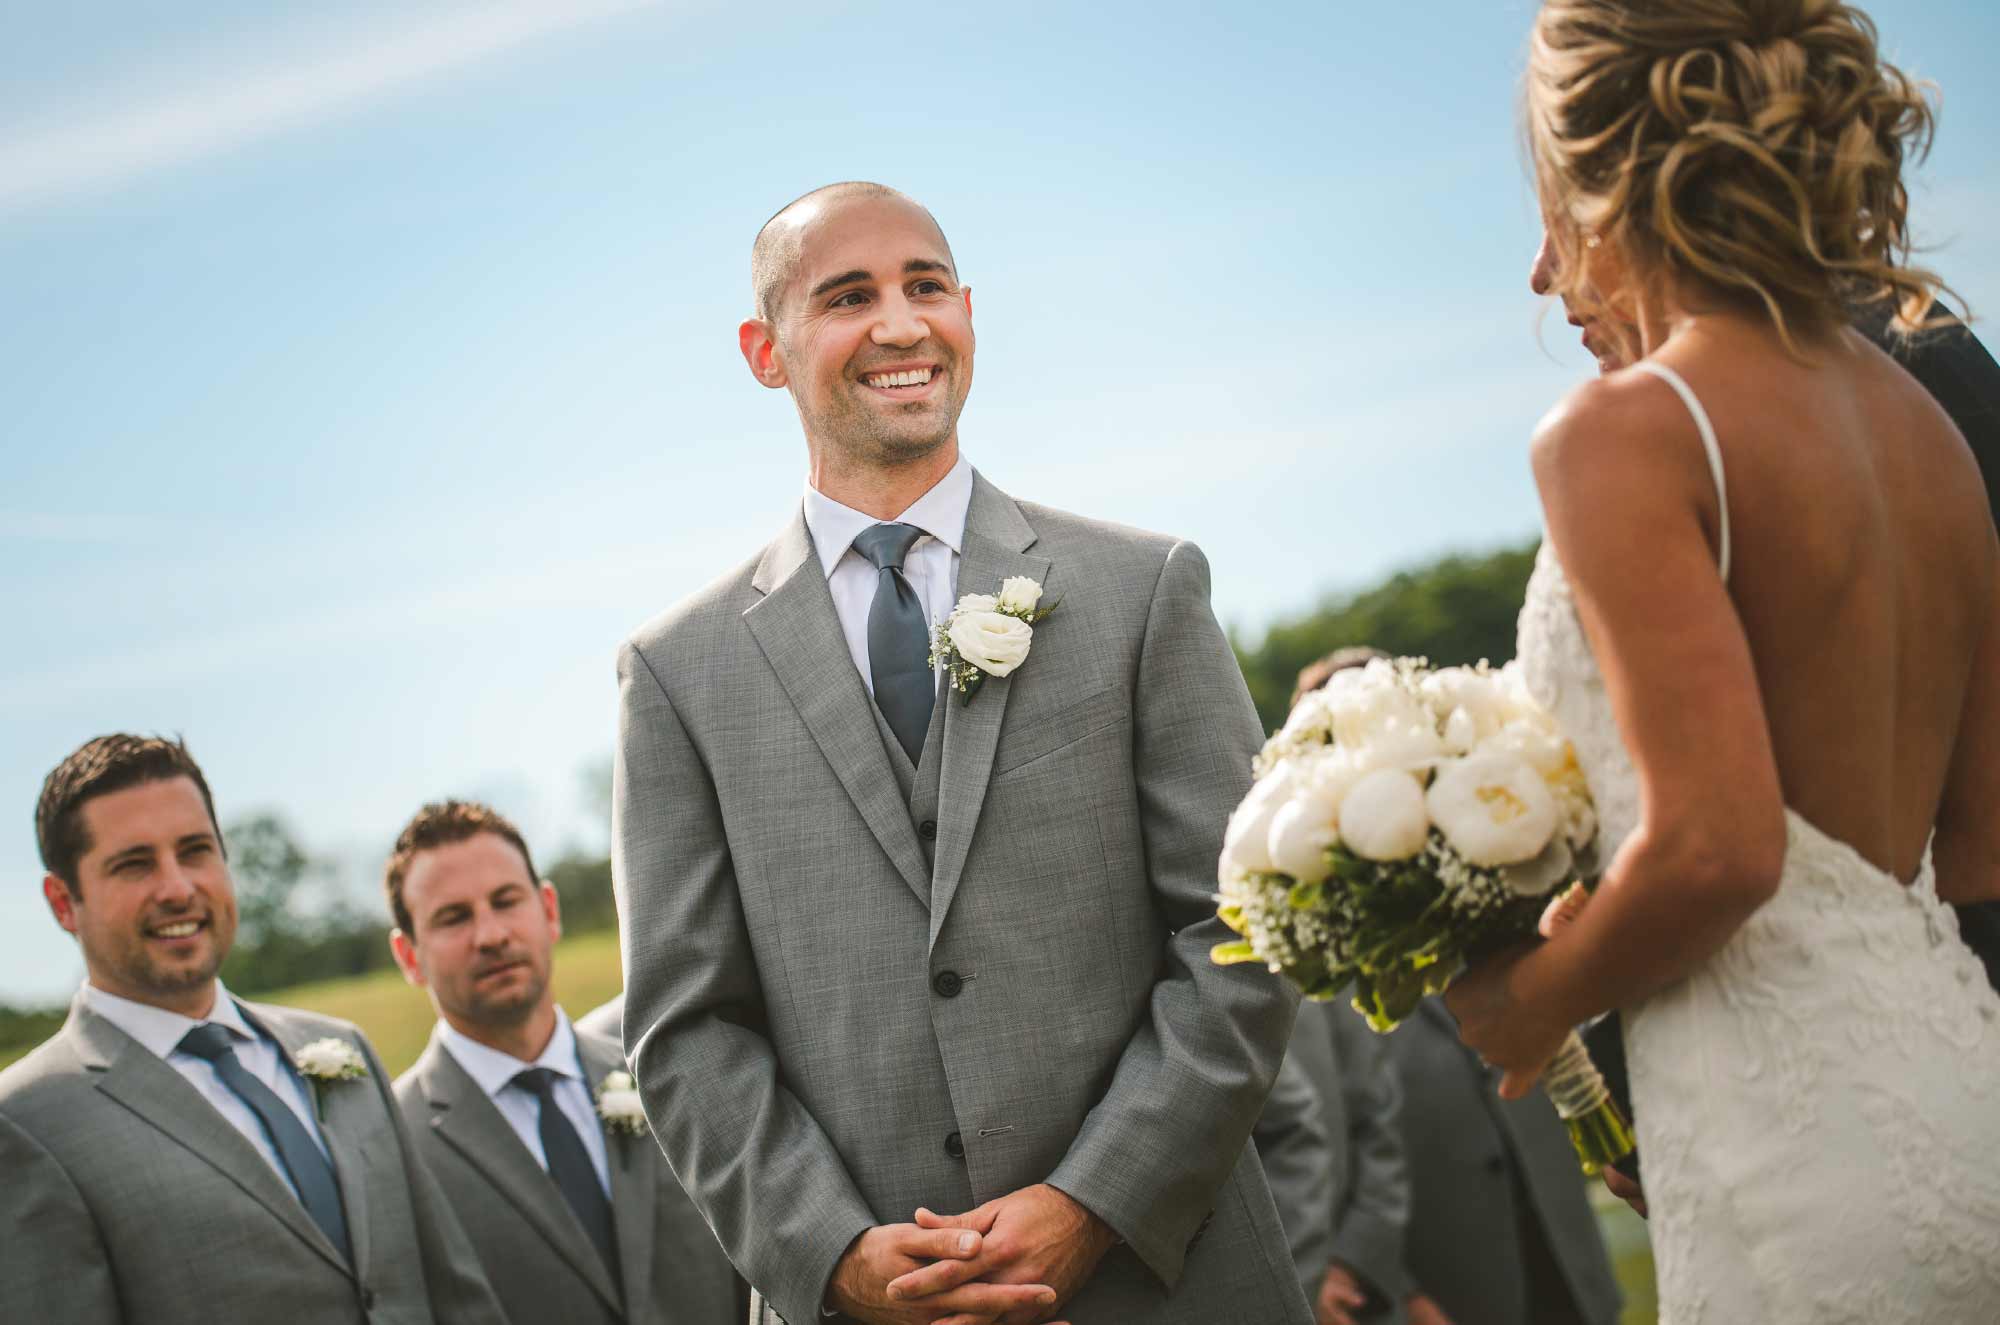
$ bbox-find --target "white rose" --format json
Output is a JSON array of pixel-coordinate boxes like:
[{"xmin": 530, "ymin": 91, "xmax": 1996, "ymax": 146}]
[
  {"xmin": 947, "ymin": 610, "xmax": 1033, "ymax": 677},
  {"xmin": 1266, "ymin": 780, "xmax": 1342, "ymax": 884},
  {"xmin": 1221, "ymin": 764, "xmax": 1296, "ymax": 876},
  {"xmin": 954, "ymin": 593, "xmax": 999, "ymax": 614},
  {"xmin": 996, "ymin": 576, "xmax": 1043, "ymax": 614},
  {"xmin": 599, "ymin": 1087, "xmax": 645, "ymax": 1119},
  {"xmin": 1426, "ymin": 752, "xmax": 1559, "ymax": 866},
  {"xmin": 1337, "ymin": 769, "xmax": 1430, "ymax": 861},
  {"xmin": 297, "ymin": 1037, "xmax": 364, "ymax": 1079}
]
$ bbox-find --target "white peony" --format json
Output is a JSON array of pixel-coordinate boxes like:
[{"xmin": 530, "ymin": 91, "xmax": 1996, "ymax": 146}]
[
  {"xmin": 946, "ymin": 610, "xmax": 1033, "ymax": 677},
  {"xmin": 1265, "ymin": 782, "xmax": 1343, "ymax": 884},
  {"xmin": 996, "ymin": 576, "xmax": 1043, "ymax": 614},
  {"xmin": 1221, "ymin": 763, "xmax": 1296, "ymax": 876},
  {"xmin": 1441, "ymin": 706, "xmax": 1481, "ymax": 756},
  {"xmin": 1337, "ymin": 769, "xmax": 1431, "ymax": 861},
  {"xmin": 1426, "ymin": 752, "xmax": 1560, "ymax": 866}
]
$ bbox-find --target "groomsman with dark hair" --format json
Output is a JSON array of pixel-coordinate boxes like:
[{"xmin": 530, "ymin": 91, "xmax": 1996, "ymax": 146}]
[
  {"xmin": 0, "ymin": 735, "xmax": 506, "ymax": 1325},
  {"xmin": 386, "ymin": 800, "xmax": 745, "ymax": 1325}
]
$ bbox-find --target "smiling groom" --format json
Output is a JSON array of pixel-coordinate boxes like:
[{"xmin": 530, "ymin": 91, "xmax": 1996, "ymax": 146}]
[{"xmin": 613, "ymin": 182, "xmax": 1309, "ymax": 1325}]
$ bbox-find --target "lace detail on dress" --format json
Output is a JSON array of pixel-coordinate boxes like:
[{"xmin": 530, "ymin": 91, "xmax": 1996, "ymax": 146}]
[{"xmin": 1517, "ymin": 544, "xmax": 2000, "ymax": 1325}]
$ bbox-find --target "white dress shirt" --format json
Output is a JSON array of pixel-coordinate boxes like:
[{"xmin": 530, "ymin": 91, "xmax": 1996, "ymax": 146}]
[
  {"xmin": 438, "ymin": 1009, "xmax": 611, "ymax": 1197},
  {"xmin": 802, "ymin": 454, "xmax": 972, "ymax": 696},
  {"xmin": 82, "ymin": 980, "xmax": 330, "ymax": 1202}
]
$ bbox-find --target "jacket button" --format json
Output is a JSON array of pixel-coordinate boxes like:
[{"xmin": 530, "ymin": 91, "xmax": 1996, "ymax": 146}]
[
  {"xmin": 1485, "ymin": 1153, "xmax": 1506, "ymax": 1175},
  {"xmin": 932, "ymin": 970, "xmax": 963, "ymax": 998},
  {"xmin": 944, "ymin": 1131, "xmax": 965, "ymax": 1160},
  {"xmin": 360, "ymin": 1286, "xmax": 377, "ymax": 1310},
  {"xmin": 919, "ymin": 819, "xmax": 938, "ymax": 841}
]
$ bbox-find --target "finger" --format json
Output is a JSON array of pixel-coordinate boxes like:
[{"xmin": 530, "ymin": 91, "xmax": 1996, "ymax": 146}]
[
  {"xmin": 884, "ymin": 1253, "xmax": 984, "ymax": 1301},
  {"xmin": 1539, "ymin": 882, "xmax": 1589, "ymax": 937},
  {"xmin": 916, "ymin": 1201, "xmax": 1002, "ymax": 1234},
  {"xmin": 913, "ymin": 1282, "xmax": 1057, "ymax": 1315},
  {"xmin": 891, "ymin": 1226, "xmax": 985, "ymax": 1263},
  {"xmin": 1498, "ymin": 1065, "xmax": 1542, "ymax": 1100}
]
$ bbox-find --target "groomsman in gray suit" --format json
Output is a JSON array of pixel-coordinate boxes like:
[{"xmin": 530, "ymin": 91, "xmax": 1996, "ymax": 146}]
[
  {"xmin": 385, "ymin": 800, "xmax": 746, "ymax": 1325},
  {"xmin": 614, "ymin": 182, "xmax": 1308, "ymax": 1325},
  {"xmin": 0, "ymin": 735, "xmax": 506, "ymax": 1325}
]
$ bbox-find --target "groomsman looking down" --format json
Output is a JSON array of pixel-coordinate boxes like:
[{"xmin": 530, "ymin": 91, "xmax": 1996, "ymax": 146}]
[
  {"xmin": 614, "ymin": 181, "xmax": 1309, "ymax": 1324},
  {"xmin": 0, "ymin": 735, "xmax": 507, "ymax": 1325},
  {"xmin": 385, "ymin": 800, "xmax": 745, "ymax": 1325}
]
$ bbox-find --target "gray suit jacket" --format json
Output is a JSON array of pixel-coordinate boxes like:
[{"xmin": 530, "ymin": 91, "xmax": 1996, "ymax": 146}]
[
  {"xmin": 1257, "ymin": 1001, "xmax": 1411, "ymax": 1320},
  {"xmin": 394, "ymin": 1023, "xmax": 746, "ymax": 1325},
  {"xmin": 0, "ymin": 993, "xmax": 506, "ymax": 1325},
  {"xmin": 1389, "ymin": 1001, "xmax": 1620, "ymax": 1325},
  {"xmin": 614, "ymin": 474, "xmax": 1308, "ymax": 1325}
]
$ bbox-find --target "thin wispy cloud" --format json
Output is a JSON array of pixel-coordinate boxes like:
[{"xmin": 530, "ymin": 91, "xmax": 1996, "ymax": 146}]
[{"xmin": 0, "ymin": 0, "xmax": 660, "ymax": 217}]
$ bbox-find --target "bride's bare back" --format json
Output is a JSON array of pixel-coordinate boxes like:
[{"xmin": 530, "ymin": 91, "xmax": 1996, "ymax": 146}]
[{"xmin": 1667, "ymin": 316, "xmax": 1999, "ymax": 889}]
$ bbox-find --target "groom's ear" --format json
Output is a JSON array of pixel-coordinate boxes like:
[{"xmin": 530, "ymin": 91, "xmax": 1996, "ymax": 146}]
[{"xmin": 739, "ymin": 319, "xmax": 788, "ymax": 389}]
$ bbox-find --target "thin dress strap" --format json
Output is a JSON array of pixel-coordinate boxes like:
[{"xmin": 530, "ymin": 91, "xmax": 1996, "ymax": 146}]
[{"xmin": 1634, "ymin": 359, "xmax": 1731, "ymax": 583}]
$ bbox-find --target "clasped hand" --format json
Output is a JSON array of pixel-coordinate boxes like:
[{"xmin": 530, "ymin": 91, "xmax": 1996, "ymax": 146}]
[
  {"xmin": 828, "ymin": 1183, "xmax": 1115, "ymax": 1325},
  {"xmin": 1446, "ymin": 886, "xmax": 1589, "ymax": 1100}
]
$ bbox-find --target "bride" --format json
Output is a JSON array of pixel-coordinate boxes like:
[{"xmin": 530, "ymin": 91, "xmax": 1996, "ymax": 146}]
[{"xmin": 1447, "ymin": 1, "xmax": 2000, "ymax": 1320}]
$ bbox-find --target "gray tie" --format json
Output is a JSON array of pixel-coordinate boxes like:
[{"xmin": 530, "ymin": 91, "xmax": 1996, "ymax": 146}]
[
  {"xmin": 852, "ymin": 522, "xmax": 935, "ymax": 763},
  {"xmin": 177, "ymin": 1022, "xmax": 352, "ymax": 1263}
]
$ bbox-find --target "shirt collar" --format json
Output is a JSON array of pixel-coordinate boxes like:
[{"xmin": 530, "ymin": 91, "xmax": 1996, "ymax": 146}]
[
  {"xmin": 439, "ymin": 1007, "xmax": 584, "ymax": 1102},
  {"xmin": 84, "ymin": 979, "xmax": 255, "ymax": 1061},
  {"xmin": 802, "ymin": 454, "xmax": 973, "ymax": 579}
]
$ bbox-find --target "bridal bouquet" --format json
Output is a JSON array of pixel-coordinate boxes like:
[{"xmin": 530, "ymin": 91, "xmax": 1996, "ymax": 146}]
[{"xmin": 1212, "ymin": 656, "xmax": 1634, "ymax": 1174}]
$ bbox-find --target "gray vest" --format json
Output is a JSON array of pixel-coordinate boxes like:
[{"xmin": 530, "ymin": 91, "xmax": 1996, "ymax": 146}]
[{"xmin": 871, "ymin": 677, "xmax": 949, "ymax": 883}]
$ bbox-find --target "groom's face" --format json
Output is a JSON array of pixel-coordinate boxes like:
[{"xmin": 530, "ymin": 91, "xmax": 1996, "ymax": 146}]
[{"xmin": 750, "ymin": 195, "xmax": 974, "ymax": 465}]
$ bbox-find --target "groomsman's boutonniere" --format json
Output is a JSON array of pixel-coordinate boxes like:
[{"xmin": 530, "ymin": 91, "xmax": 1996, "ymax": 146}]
[
  {"xmin": 930, "ymin": 576, "xmax": 1056, "ymax": 703},
  {"xmin": 595, "ymin": 1071, "xmax": 648, "ymax": 1137},
  {"xmin": 296, "ymin": 1038, "xmax": 369, "ymax": 1083}
]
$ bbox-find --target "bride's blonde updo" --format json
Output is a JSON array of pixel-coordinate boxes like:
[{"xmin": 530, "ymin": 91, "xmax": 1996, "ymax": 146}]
[{"xmin": 1527, "ymin": 0, "xmax": 1953, "ymax": 352}]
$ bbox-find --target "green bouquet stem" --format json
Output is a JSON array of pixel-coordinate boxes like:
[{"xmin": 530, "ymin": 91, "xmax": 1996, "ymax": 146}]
[{"xmin": 1541, "ymin": 1029, "xmax": 1636, "ymax": 1176}]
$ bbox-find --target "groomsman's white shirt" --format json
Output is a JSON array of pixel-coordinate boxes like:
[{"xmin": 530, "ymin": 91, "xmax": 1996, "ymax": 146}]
[
  {"xmin": 81, "ymin": 981, "xmax": 329, "ymax": 1200},
  {"xmin": 438, "ymin": 1008, "xmax": 611, "ymax": 1196},
  {"xmin": 803, "ymin": 454, "xmax": 972, "ymax": 696}
]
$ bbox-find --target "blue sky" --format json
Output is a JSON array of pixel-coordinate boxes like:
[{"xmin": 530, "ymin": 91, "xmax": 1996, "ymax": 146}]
[{"xmin": 4, "ymin": 0, "xmax": 1995, "ymax": 1001}]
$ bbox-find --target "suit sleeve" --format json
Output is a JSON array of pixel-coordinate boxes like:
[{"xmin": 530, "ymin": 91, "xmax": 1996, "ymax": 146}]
[
  {"xmin": 0, "ymin": 1110, "xmax": 120, "ymax": 1322},
  {"xmin": 1251, "ymin": 1055, "xmax": 1337, "ymax": 1305},
  {"xmin": 1047, "ymin": 539, "xmax": 1301, "ymax": 1286},
  {"xmin": 615, "ymin": 639, "xmax": 877, "ymax": 1325},
  {"xmin": 360, "ymin": 1036, "xmax": 508, "ymax": 1325},
  {"xmin": 1324, "ymin": 1011, "xmax": 1412, "ymax": 1303}
]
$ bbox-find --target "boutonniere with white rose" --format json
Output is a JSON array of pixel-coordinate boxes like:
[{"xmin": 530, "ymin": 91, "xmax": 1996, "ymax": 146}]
[
  {"xmin": 595, "ymin": 1070, "xmax": 648, "ymax": 1137},
  {"xmin": 296, "ymin": 1037, "xmax": 368, "ymax": 1084},
  {"xmin": 929, "ymin": 576, "xmax": 1057, "ymax": 703}
]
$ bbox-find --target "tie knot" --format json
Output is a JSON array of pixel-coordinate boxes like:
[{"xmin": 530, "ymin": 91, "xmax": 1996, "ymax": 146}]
[
  {"xmin": 512, "ymin": 1067, "xmax": 561, "ymax": 1099},
  {"xmin": 852, "ymin": 522, "xmax": 925, "ymax": 573},
  {"xmin": 177, "ymin": 1022, "xmax": 240, "ymax": 1062}
]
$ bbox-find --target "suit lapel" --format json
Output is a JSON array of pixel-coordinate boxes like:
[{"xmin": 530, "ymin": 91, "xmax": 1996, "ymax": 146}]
[
  {"xmin": 929, "ymin": 476, "xmax": 1052, "ymax": 948},
  {"xmin": 247, "ymin": 1003, "xmax": 370, "ymax": 1276},
  {"xmin": 71, "ymin": 1001, "xmax": 353, "ymax": 1278},
  {"xmin": 416, "ymin": 1035, "xmax": 625, "ymax": 1316},
  {"xmin": 743, "ymin": 509, "xmax": 932, "ymax": 908},
  {"xmin": 579, "ymin": 1034, "xmax": 657, "ymax": 1315}
]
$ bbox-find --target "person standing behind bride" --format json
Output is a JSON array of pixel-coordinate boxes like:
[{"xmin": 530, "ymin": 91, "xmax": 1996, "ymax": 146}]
[{"xmin": 1447, "ymin": 2, "xmax": 2000, "ymax": 1322}]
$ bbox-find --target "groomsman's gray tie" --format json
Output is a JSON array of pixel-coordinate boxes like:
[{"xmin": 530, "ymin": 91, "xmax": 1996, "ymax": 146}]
[
  {"xmin": 513, "ymin": 1067, "xmax": 622, "ymax": 1286},
  {"xmin": 177, "ymin": 1023, "xmax": 352, "ymax": 1262},
  {"xmin": 853, "ymin": 522, "xmax": 936, "ymax": 763}
]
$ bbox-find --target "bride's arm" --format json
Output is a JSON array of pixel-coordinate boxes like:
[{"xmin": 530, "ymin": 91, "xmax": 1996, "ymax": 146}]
[
  {"xmin": 1936, "ymin": 532, "xmax": 2000, "ymax": 905},
  {"xmin": 1448, "ymin": 374, "xmax": 1788, "ymax": 1095}
]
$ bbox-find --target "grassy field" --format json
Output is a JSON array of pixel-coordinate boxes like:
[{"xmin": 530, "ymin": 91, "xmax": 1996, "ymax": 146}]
[{"xmin": 1, "ymin": 930, "xmax": 1658, "ymax": 1322}]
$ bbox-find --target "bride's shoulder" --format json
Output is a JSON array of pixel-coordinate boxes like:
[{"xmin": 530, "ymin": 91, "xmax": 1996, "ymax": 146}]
[{"xmin": 1528, "ymin": 366, "xmax": 1706, "ymax": 507}]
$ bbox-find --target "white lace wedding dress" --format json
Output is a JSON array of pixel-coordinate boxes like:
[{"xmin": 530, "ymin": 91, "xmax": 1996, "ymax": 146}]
[{"xmin": 1515, "ymin": 360, "xmax": 2000, "ymax": 1324}]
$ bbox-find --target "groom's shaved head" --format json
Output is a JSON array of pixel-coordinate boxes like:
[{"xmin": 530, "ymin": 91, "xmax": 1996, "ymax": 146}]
[{"xmin": 750, "ymin": 182, "xmax": 955, "ymax": 324}]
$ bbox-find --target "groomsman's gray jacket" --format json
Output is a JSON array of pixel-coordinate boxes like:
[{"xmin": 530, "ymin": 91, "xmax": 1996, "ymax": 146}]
[
  {"xmin": 614, "ymin": 473, "xmax": 1309, "ymax": 1325},
  {"xmin": 1390, "ymin": 1000, "xmax": 1621, "ymax": 1325},
  {"xmin": 1256, "ymin": 1000, "xmax": 1412, "ymax": 1319},
  {"xmin": 0, "ymin": 993, "xmax": 507, "ymax": 1325},
  {"xmin": 394, "ymin": 1022, "xmax": 746, "ymax": 1325}
]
